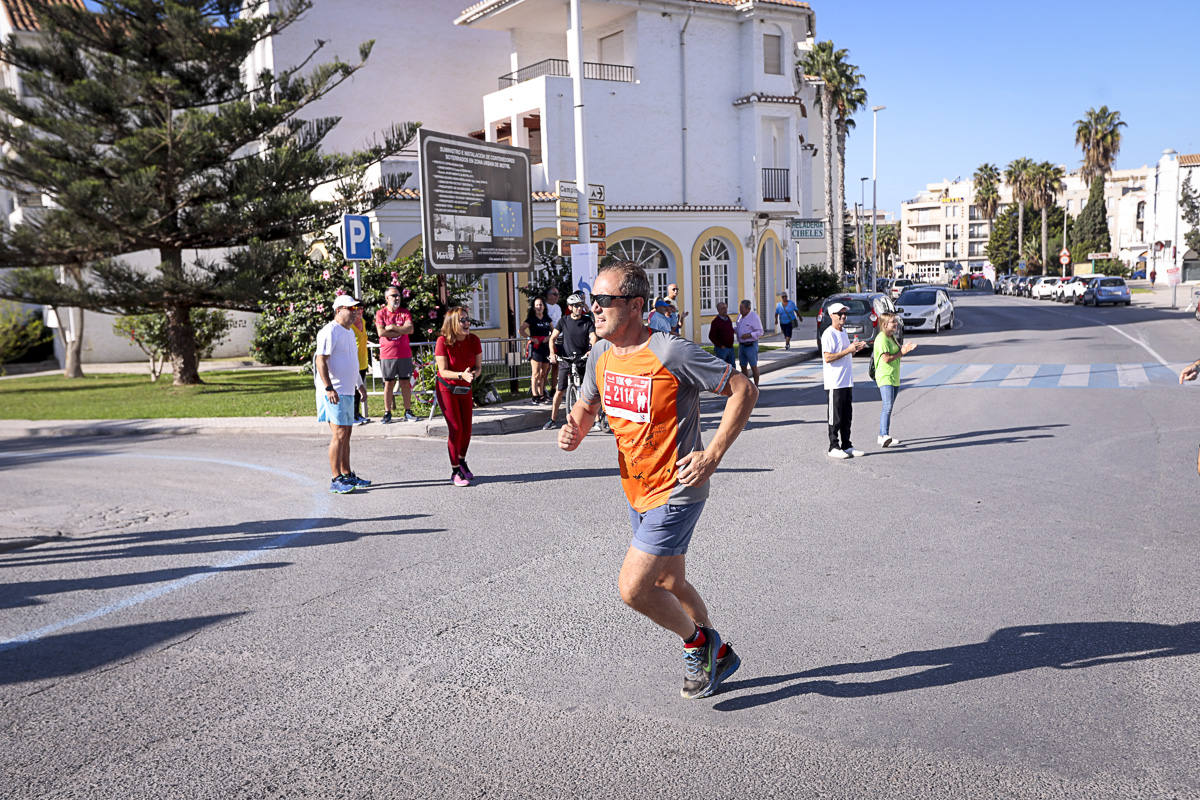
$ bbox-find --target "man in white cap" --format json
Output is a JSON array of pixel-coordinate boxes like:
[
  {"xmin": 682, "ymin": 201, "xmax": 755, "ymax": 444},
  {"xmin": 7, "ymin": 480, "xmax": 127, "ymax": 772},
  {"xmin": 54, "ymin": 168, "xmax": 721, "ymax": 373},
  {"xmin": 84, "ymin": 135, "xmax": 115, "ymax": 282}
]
[
  {"xmin": 315, "ymin": 294, "xmax": 370, "ymax": 493},
  {"xmin": 821, "ymin": 301, "xmax": 866, "ymax": 459}
]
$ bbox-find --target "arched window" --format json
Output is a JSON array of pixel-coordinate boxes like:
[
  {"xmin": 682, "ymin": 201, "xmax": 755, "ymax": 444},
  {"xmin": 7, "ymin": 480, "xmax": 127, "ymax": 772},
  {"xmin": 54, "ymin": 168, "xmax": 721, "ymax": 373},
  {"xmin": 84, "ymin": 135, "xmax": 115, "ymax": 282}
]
[
  {"xmin": 609, "ymin": 237, "xmax": 669, "ymax": 300},
  {"xmin": 698, "ymin": 238, "xmax": 730, "ymax": 314}
]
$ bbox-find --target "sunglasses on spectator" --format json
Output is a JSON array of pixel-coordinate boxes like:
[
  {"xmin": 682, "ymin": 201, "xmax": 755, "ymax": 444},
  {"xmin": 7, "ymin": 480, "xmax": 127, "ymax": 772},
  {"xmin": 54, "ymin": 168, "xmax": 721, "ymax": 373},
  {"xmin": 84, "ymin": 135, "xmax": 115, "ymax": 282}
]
[
  {"xmin": 831, "ymin": 311, "xmax": 847, "ymax": 316},
  {"xmin": 591, "ymin": 294, "xmax": 639, "ymax": 308}
]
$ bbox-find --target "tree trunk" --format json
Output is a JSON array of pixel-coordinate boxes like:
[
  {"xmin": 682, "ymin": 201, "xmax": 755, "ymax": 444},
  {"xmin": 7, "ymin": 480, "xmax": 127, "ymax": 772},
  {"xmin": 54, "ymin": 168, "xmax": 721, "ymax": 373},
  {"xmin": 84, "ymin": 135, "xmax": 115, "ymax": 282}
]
[
  {"xmin": 1041, "ymin": 206, "xmax": 1049, "ymax": 274},
  {"xmin": 55, "ymin": 307, "xmax": 85, "ymax": 378},
  {"xmin": 821, "ymin": 86, "xmax": 834, "ymax": 275},
  {"xmin": 161, "ymin": 248, "xmax": 202, "ymax": 385},
  {"xmin": 1017, "ymin": 201, "xmax": 1025, "ymax": 272},
  {"xmin": 835, "ymin": 124, "xmax": 847, "ymax": 284}
]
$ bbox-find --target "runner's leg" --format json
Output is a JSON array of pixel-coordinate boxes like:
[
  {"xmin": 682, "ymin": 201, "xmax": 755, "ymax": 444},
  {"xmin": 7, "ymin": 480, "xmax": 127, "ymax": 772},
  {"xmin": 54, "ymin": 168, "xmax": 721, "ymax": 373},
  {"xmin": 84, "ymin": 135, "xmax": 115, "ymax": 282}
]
[{"xmin": 618, "ymin": 547, "xmax": 697, "ymax": 638}]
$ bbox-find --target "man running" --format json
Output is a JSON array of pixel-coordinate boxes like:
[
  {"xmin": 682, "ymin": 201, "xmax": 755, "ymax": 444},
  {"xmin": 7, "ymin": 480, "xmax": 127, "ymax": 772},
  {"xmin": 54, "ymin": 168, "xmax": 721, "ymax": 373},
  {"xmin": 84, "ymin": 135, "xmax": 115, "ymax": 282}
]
[{"xmin": 559, "ymin": 261, "xmax": 758, "ymax": 699}]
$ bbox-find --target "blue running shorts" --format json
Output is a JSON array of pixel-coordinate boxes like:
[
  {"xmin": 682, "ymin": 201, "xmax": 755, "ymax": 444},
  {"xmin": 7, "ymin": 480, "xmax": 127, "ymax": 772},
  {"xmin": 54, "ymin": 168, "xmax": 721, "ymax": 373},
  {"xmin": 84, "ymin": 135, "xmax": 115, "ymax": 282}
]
[
  {"xmin": 316, "ymin": 392, "xmax": 356, "ymax": 426},
  {"xmin": 627, "ymin": 500, "xmax": 706, "ymax": 557}
]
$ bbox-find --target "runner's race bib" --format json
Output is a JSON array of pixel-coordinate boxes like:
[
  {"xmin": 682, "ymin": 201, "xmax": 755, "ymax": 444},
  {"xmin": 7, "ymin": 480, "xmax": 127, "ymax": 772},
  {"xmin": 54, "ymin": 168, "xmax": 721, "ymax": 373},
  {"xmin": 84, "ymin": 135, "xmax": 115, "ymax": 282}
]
[{"xmin": 603, "ymin": 371, "xmax": 651, "ymax": 424}]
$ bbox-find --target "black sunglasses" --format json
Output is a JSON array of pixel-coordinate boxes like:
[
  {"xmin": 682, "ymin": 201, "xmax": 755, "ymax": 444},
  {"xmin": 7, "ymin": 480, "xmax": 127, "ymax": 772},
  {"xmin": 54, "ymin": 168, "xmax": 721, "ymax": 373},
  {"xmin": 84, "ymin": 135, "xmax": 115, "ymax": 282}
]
[
  {"xmin": 831, "ymin": 311, "xmax": 847, "ymax": 316},
  {"xmin": 591, "ymin": 294, "xmax": 640, "ymax": 308}
]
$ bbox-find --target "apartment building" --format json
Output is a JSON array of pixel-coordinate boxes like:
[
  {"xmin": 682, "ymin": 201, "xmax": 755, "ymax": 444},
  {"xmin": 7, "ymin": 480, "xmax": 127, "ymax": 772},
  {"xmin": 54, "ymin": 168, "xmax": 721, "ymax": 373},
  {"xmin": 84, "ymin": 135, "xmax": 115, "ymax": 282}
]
[
  {"xmin": 900, "ymin": 179, "xmax": 1013, "ymax": 283},
  {"xmin": 253, "ymin": 0, "xmax": 826, "ymax": 342}
]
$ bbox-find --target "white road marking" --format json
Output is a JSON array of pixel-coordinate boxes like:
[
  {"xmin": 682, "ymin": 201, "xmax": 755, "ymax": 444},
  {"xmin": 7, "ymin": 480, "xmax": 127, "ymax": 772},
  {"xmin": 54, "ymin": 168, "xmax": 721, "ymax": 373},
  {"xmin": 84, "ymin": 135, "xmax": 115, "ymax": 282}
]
[
  {"xmin": 997, "ymin": 364, "xmax": 1040, "ymax": 388},
  {"xmin": 0, "ymin": 453, "xmax": 330, "ymax": 653},
  {"xmin": 1116, "ymin": 363, "xmax": 1149, "ymax": 387},
  {"xmin": 1058, "ymin": 364, "xmax": 1092, "ymax": 388}
]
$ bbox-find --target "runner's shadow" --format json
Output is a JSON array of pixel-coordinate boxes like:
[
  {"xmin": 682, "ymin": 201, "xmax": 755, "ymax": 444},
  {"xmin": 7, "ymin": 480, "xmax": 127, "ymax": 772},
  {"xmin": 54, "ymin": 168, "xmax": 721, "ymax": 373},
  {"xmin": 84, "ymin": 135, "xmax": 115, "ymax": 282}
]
[{"xmin": 713, "ymin": 621, "xmax": 1200, "ymax": 711}]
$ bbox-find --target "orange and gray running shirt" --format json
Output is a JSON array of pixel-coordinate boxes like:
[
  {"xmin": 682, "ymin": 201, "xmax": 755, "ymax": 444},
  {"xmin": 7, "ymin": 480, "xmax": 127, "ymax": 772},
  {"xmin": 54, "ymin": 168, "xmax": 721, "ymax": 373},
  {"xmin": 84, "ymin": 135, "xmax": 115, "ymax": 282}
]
[{"xmin": 581, "ymin": 332, "xmax": 733, "ymax": 513}]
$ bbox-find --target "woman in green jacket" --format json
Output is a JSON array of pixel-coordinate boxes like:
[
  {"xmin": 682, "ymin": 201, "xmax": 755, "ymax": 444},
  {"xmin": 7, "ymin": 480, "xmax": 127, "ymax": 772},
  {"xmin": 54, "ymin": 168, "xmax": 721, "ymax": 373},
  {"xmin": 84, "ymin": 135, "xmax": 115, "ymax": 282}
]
[{"xmin": 873, "ymin": 313, "xmax": 916, "ymax": 447}]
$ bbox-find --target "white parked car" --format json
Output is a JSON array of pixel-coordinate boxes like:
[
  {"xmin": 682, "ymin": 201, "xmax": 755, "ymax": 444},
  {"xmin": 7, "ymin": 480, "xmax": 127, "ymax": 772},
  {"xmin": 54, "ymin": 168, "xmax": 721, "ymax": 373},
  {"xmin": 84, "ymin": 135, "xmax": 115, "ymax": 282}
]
[
  {"xmin": 896, "ymin": 286, "xmax": 955, "ymax": 333},
  {"xmin": 890, "ymin": 278, "xmax": 916, "ymax": 299},
  {"xmin": 1059, "ymin": 275, "xmax": 1096, "ymax": 303},
  {"xmin": 1031, "ymin": 276, "xmax": 1061, "ymax": 299}
]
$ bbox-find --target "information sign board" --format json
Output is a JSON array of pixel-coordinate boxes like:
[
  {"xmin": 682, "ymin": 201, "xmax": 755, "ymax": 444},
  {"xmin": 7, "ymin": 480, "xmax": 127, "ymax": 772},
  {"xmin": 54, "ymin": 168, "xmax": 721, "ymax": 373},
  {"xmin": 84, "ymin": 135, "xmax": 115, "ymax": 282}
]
[{"xmin": 418, "ymin": 129, "xmax": 532, "ymax": 273}]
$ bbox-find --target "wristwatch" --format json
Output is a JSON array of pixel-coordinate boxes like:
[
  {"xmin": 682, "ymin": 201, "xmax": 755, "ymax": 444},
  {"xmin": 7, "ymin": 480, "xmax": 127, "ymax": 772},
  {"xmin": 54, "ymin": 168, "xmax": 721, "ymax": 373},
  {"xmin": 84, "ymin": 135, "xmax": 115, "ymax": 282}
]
[{"xmin": 324, "ymin": 384, "xmax": 335, "ymax": 392}]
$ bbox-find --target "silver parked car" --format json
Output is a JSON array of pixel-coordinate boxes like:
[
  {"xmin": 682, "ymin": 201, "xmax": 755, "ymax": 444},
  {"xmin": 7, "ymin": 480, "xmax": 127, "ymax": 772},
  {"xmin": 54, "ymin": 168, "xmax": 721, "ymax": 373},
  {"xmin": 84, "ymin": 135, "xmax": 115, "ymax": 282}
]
[{"xmin": 896, "ymin": 286, "xmax": 955, "ymax": 333}]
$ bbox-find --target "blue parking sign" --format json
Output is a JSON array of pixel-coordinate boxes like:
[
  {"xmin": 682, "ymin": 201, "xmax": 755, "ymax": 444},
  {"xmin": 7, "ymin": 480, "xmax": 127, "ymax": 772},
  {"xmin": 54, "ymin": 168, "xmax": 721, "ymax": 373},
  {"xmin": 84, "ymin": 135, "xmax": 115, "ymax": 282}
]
[{"xmin": 342, "ymin": 214, "xmax": 372, "ymax": 260}]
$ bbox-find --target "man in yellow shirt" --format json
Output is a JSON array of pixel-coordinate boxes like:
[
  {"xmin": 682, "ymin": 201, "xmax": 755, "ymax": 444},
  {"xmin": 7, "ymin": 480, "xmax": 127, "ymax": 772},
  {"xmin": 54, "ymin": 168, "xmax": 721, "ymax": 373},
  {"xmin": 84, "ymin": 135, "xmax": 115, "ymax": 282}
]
[{"xmin": 350, "ymin": 304, "xmax": 370, "ymax": 425}]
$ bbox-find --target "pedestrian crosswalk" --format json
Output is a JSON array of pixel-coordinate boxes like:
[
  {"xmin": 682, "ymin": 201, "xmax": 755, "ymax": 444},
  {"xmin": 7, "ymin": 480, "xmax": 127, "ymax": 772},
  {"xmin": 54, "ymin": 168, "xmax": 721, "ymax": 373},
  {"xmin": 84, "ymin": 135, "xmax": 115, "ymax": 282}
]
[{"xmin": 776, "ymin": 362, "xmax": 1196, "ymax": 389}]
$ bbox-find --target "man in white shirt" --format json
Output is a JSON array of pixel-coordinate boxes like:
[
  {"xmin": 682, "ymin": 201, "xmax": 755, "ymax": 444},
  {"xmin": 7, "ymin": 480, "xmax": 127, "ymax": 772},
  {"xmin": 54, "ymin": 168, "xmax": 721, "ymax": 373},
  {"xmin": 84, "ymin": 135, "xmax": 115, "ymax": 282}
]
[
  {"xmin": 545, "ymin": 287, "xmax": 563, "ymax": 393},
  {"xmin": 821, "ymin": 301, "xmax": 866, "ymax": 459},
  {"xmin": 666, "ymin": 283, "xmax": 688, "ymax": 336},
  {"xmin": 315, "ymin": 294, "xmax": 369, "ymax": 493}
]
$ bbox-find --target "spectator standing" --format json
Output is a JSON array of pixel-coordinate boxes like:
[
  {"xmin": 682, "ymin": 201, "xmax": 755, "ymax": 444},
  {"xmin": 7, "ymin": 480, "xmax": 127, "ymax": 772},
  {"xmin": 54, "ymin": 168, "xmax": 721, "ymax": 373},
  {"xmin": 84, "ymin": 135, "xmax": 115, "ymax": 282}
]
[
  {"xmin": 822, "ymin": 301, "xmax": 867, "ymax": 459},
  {"xmin": 734, "ymin": 299, "xmax": 763, "ymax": 386},
  {"xmin": 314, "ymin": 295, "xmax": 370, "ymax": 493},
  {"xmin": 648, "ymin": 299, "xmax": 674, "ymax": 333},
  {"xmin": 434, "ymin": 307, "xmax": 483, "ymax": 486},
  {"xmin": 558, "ymin": 261, "xmax": 758, "ymax": 700},
  {"xmin": 350, "ymin": 305, "xmax": 370, "ymax": 424},
  {"xmin": 872, "ymin": 312, "xmax": 916, "ymax": 447},
  {"xmin": 521, "ymin": 297, "xmax": 554, "ymax": 404},
  {"xmin": 666, "ymin": 282, "xmax": 688, "ymax": 336},
  {"xmin": 774, "ymin": 291, "xmax": 799, "ymax": 351},
  {"xmin": 544, "ymin": 293, "xmax": 597, "ymax": 430},
  {"xmin": 1150, "ymin": 268, "xmax": 1157, "ymax": 285},
  {"xmin": 546, "ymin": 287, "xmax": 563, "ymax": 395},
  {"xmin": 375, "ymin": 288, "xmax": 417, "ymax": 423},
  {"xmin": 708, "ymin": 301, "xmax": 736, "ymax": 367}
]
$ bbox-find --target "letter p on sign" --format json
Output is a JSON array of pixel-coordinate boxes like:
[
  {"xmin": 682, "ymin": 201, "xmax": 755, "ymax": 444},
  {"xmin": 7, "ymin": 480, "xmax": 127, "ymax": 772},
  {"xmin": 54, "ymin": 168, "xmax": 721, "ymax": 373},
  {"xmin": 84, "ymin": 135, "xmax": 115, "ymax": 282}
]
[{"xmin": 342, "ymin": 214, "xmax": 372, "ymax": 260}]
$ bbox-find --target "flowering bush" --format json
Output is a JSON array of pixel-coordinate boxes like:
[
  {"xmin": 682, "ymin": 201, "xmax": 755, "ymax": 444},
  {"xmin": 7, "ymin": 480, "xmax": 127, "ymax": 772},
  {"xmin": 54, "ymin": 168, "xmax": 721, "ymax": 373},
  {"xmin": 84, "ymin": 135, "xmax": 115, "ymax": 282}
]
[{"xmin": 252, "ymin": 237, "xmax": 467, "ymax": 369}]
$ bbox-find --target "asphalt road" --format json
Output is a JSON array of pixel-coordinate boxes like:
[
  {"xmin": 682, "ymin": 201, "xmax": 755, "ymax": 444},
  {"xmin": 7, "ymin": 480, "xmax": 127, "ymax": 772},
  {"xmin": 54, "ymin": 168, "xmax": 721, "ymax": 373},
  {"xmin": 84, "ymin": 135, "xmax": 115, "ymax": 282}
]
[{"xmin": 3, "ymin": 292, "xmax": 1199, "ymax": 799}]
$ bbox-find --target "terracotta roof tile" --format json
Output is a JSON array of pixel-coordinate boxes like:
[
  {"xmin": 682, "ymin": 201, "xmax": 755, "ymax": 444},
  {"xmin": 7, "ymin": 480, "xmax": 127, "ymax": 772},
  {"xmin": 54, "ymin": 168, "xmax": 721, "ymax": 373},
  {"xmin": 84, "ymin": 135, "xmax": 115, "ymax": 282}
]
[
  {"xmin": 384, "ymin": 187, "xmax": 559, "ymax": 201},
  {"xmin": 1, "ymin": 0, "xmax": 87, "ymax": 32},
  {"xmin": 1178, "ymin": 154, "xmax": 1200, "ymax": 167}
]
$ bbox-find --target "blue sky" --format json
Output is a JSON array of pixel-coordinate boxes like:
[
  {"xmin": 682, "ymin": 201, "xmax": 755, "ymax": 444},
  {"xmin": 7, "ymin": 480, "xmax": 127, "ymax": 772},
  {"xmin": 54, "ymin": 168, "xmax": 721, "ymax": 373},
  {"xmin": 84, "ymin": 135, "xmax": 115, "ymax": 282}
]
[{"xmin": 818, "ymin": 0, "xmax": 1200, "ymax": 214}]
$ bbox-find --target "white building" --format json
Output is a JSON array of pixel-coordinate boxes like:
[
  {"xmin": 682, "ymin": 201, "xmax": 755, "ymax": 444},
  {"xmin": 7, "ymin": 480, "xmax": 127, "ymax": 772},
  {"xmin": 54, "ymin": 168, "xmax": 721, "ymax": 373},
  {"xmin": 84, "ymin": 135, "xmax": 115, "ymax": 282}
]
[
  {"xmin": 1127, "ymin": 150, "xmax": 1200, "ymax": 284},
  {"xmin": 900, "ymin": 178, "xmax": 1013, "ymax": 283},
  {"xmin": 254, "ymin": 0, "xmax": 828, "ymax": 342}
]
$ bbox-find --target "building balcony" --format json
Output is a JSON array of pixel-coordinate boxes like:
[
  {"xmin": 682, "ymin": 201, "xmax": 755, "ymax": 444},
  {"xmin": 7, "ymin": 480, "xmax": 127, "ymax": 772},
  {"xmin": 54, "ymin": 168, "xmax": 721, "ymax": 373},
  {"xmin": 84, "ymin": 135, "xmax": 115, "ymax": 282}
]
[
  {"xmin": 761, "ymin": 168, "xmax": 790, "ymax": 202},
  {"xmin": 498, "ymin": 58, "xmax": 634, "ymax": 90}
]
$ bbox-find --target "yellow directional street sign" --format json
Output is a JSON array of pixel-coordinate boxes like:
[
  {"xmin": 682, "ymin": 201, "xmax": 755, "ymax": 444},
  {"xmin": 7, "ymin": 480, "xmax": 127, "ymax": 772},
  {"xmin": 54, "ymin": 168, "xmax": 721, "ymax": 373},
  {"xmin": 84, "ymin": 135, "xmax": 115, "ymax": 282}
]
[{"xmin": 556, "ymin": 199, "xmax": 578, "ymax": 218}]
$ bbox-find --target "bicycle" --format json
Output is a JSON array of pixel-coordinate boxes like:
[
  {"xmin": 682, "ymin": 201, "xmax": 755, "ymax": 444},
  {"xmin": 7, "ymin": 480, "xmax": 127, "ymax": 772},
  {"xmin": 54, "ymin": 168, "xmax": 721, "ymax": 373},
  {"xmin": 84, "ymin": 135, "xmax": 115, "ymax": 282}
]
[{"xmin": 558, "ymin": 350, "xmax": 609, "ymax": 433}]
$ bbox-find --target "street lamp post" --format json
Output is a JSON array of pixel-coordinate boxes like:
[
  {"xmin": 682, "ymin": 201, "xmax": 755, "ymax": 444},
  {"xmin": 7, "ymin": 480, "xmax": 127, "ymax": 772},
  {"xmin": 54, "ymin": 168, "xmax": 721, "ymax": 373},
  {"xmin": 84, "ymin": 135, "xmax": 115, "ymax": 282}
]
[
  {"xmin": 859, "ymin": 177, "xmax": 869, "ymax": 289},
  {"xmin": 871, "ymin": 105, "xmax": 886, "ymax": 291}
]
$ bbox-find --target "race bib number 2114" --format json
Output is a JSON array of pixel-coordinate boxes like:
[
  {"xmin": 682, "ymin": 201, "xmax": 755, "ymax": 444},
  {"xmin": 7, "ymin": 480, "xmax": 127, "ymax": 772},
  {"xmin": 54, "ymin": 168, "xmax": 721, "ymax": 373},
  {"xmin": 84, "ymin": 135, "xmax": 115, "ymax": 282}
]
[{"xmin": 603, "ymin": 371, "xmax": 651, "ymax": 424}]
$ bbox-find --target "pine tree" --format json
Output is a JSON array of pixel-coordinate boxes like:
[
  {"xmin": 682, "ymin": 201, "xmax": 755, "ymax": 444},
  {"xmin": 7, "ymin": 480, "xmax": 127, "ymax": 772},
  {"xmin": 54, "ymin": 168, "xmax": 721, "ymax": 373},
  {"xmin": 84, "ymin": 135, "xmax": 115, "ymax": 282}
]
[
  {"xmin": 0, "ymin": 0, "xmax": 417, "ymax": 383},
  {"xmin": 1071, "ymin": 177, "xmax": 1111, "ymax": 261}
]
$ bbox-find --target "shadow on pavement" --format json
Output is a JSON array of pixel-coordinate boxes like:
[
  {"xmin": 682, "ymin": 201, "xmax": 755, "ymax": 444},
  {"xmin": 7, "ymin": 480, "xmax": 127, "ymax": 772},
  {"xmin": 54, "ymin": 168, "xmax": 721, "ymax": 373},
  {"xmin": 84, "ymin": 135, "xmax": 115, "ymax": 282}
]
[
  {"xmin": 0, "ymin": 613, "xmax": 244, "ymax": 684},
  {"xmin": 714, "ymin": 620, "xmax": 1200, "ymax": 711},
  {"xmin": 0, "ymin": 514, "xmax": 438, "ymax": 569},
  {"xmin": 0, "ymin": 562, "xmax": 290, "ymax": 610},
  {"xmin": 0, "ymin": 434, "xmax": 155, "ymax": 470},
  {"xmin": 887, "ymin": 424, "xmax": 1067, "ymax": 453}
]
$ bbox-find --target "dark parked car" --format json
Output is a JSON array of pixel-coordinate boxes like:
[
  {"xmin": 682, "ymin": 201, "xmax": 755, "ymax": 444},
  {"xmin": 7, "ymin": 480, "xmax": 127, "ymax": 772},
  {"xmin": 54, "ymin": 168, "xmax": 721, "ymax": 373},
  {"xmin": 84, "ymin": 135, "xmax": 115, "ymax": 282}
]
[
  {"xmin": 816, "ymin": 292, "xmax": 902, "ymax": 355},
  {"xmin": 1082, "ymin": 276, "xmax": 1132, "ymax": 306}
]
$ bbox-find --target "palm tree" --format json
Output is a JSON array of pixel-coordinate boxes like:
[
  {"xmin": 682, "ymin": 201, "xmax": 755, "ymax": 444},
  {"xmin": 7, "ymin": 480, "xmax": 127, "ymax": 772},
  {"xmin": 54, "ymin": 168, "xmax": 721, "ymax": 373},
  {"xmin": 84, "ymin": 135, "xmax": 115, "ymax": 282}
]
[
  {"xmin": 973, "ymin": 163, "xmax": 1001, "ymax": 220},
  {"xmin": 1074, "ymin": 106, "xmax": 1126, "ymax": 185},
  {"xmin": 874, "ymin": 222, "xmax": 898, "ymax": 275},
  {"xmin": 1004, "ymin": 158, "xmax": 1035, "ymax": 271},
  {"xmin": 832, "ymin": 67, "xmax": 867, "ymax": 286},
  {"xmin": 1029, "ymin": 161, "xmax": 1066, "ymax": 270},
  {"xmin": 799, "ymin": 41, "xmax": 859, "ymax": 277}
]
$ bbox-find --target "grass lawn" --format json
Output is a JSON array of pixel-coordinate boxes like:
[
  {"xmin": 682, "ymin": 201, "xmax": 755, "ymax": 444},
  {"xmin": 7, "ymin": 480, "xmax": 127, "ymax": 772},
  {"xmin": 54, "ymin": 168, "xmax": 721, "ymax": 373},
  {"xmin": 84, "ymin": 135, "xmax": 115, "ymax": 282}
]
[{"xmin": 3, "ymin": 370, "xmax": 317, "ymax": 419}]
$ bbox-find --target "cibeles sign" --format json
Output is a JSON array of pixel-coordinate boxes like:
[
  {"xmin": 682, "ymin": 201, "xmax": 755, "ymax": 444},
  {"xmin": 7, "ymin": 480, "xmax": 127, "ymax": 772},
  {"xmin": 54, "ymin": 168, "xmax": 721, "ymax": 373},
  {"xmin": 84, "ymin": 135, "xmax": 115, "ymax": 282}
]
[{"xmin": 418, "ymin": 129, "xmax": 533, "ymax": 273}]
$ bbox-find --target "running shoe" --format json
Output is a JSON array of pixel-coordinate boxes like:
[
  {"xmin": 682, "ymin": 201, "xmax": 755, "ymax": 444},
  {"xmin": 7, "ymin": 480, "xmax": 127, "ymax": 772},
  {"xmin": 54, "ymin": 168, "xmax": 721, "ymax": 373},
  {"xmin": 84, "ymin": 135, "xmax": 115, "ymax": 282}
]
[
  {"xmin": 343, "ymin": 472, "xmax": 371, "ymax": 487},
  {"xmin": 844, "ymin": 447, "xmax": 865, "ymax": 458},
  {"xmin": 827, "ymin": 448, "xmax": 851, "ymax": 460},
  {"xmin": 451, "ymin": 468, "xmax": 470, "ymax": 487},
  {"xmin": 680, "ymin": 626, "xmax": 721, "ymax": 700},
  {"xmin": 355, "ymin": 415, "xmax": 371, "ymax": 425},
  {"xmin": 404, "ymin": 410, "xmax": 418, "ymax": 422},
  {"xmin": 458, "ymin": 461, "xmax": 474, "ymax": 481},
  {"xmin": 329, "ymin": 477, "xmax": 355, "ymax": 494},
  {"xmin": 381, "ymin": 411, "xmax": 393, "ymax": 424},
  {"xmin": 714, "ymin": 643, "xmax": 741, "ymax": 691},
  {"xmin": 542, "ymin": 419, "xmax": 559, "ymax": 431}
]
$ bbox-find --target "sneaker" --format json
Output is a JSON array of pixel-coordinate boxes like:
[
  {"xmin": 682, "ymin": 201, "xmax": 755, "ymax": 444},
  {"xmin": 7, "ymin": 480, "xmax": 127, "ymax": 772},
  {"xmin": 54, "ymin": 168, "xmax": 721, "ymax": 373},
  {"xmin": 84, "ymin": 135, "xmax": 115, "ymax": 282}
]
[
  {"xmin": 381, "ymin": 411, "xmax": 393, "ymax": 424},
  {"xmin": 344, "ymin": 472, "xmax": 371, "ymax": 487},
  {"xmin": 886, "ymin": 438, "xmax": 901, "ymax": 447},
  {"xmin": 714, "ymin": 643, "xmax": 741, "ymax": 690},
  {"xmin": 542, "ymin": 418, "xmax": 559, "ymax": 431},
  {"xmin": 329, "ymin": 477, "xmax": 355, "ymax": 494},
  {"xmin": 877, "ymin": 435, "xmax": 893, "ymax": 447},
  {"xmin": 458, "ymin": 461, "xmax": 474, "ymax": 481},
  {"xmin": 844, "ymin": 447, "xmax": 865, "ymax": 457},
  {"xmin": 827, "ymin": 448, "xmax": 851, "ymax": 460},
  {"xmin": 680, "ymin": 626, "xmax": 721, "ymax": 700},
  {"xmin": 451, "ymin": 468, "xmax": 470, "ymax": 487},
  {"xmin": 355, "ymin": 415, "xmax": 370, "ymax": 425},
  {"xmin": 403, "ymin": 410, "xmax": 418, "ymax": 422}
]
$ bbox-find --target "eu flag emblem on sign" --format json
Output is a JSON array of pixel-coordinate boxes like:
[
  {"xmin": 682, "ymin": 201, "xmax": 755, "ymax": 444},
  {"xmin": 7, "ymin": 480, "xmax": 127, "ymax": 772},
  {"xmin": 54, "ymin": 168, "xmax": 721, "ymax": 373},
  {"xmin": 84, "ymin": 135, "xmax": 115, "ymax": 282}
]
[{"xmin": 491, "ymin": 200, "xmax": 523, "ymax": 238}]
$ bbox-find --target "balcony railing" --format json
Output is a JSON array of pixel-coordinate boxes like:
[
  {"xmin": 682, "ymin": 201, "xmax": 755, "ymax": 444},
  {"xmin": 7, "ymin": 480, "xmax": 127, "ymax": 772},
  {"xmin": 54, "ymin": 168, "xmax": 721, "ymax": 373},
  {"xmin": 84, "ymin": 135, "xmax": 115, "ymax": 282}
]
[
  {"xmin": 498, "ymin": 58, "xmax": 635, "ymax": 89},
  {"xmin": 762, "ymin": 168, "xmax": 790, "ymax": 202}
]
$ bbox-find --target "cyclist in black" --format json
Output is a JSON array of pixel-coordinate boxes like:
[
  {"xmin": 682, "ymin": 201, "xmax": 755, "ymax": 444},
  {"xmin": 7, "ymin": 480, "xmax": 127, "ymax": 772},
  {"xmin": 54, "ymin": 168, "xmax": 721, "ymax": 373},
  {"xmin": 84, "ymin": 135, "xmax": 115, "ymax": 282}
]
[{"xmin": 544, "ymin": 293, "xmax": 597, "ymax": 430}]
